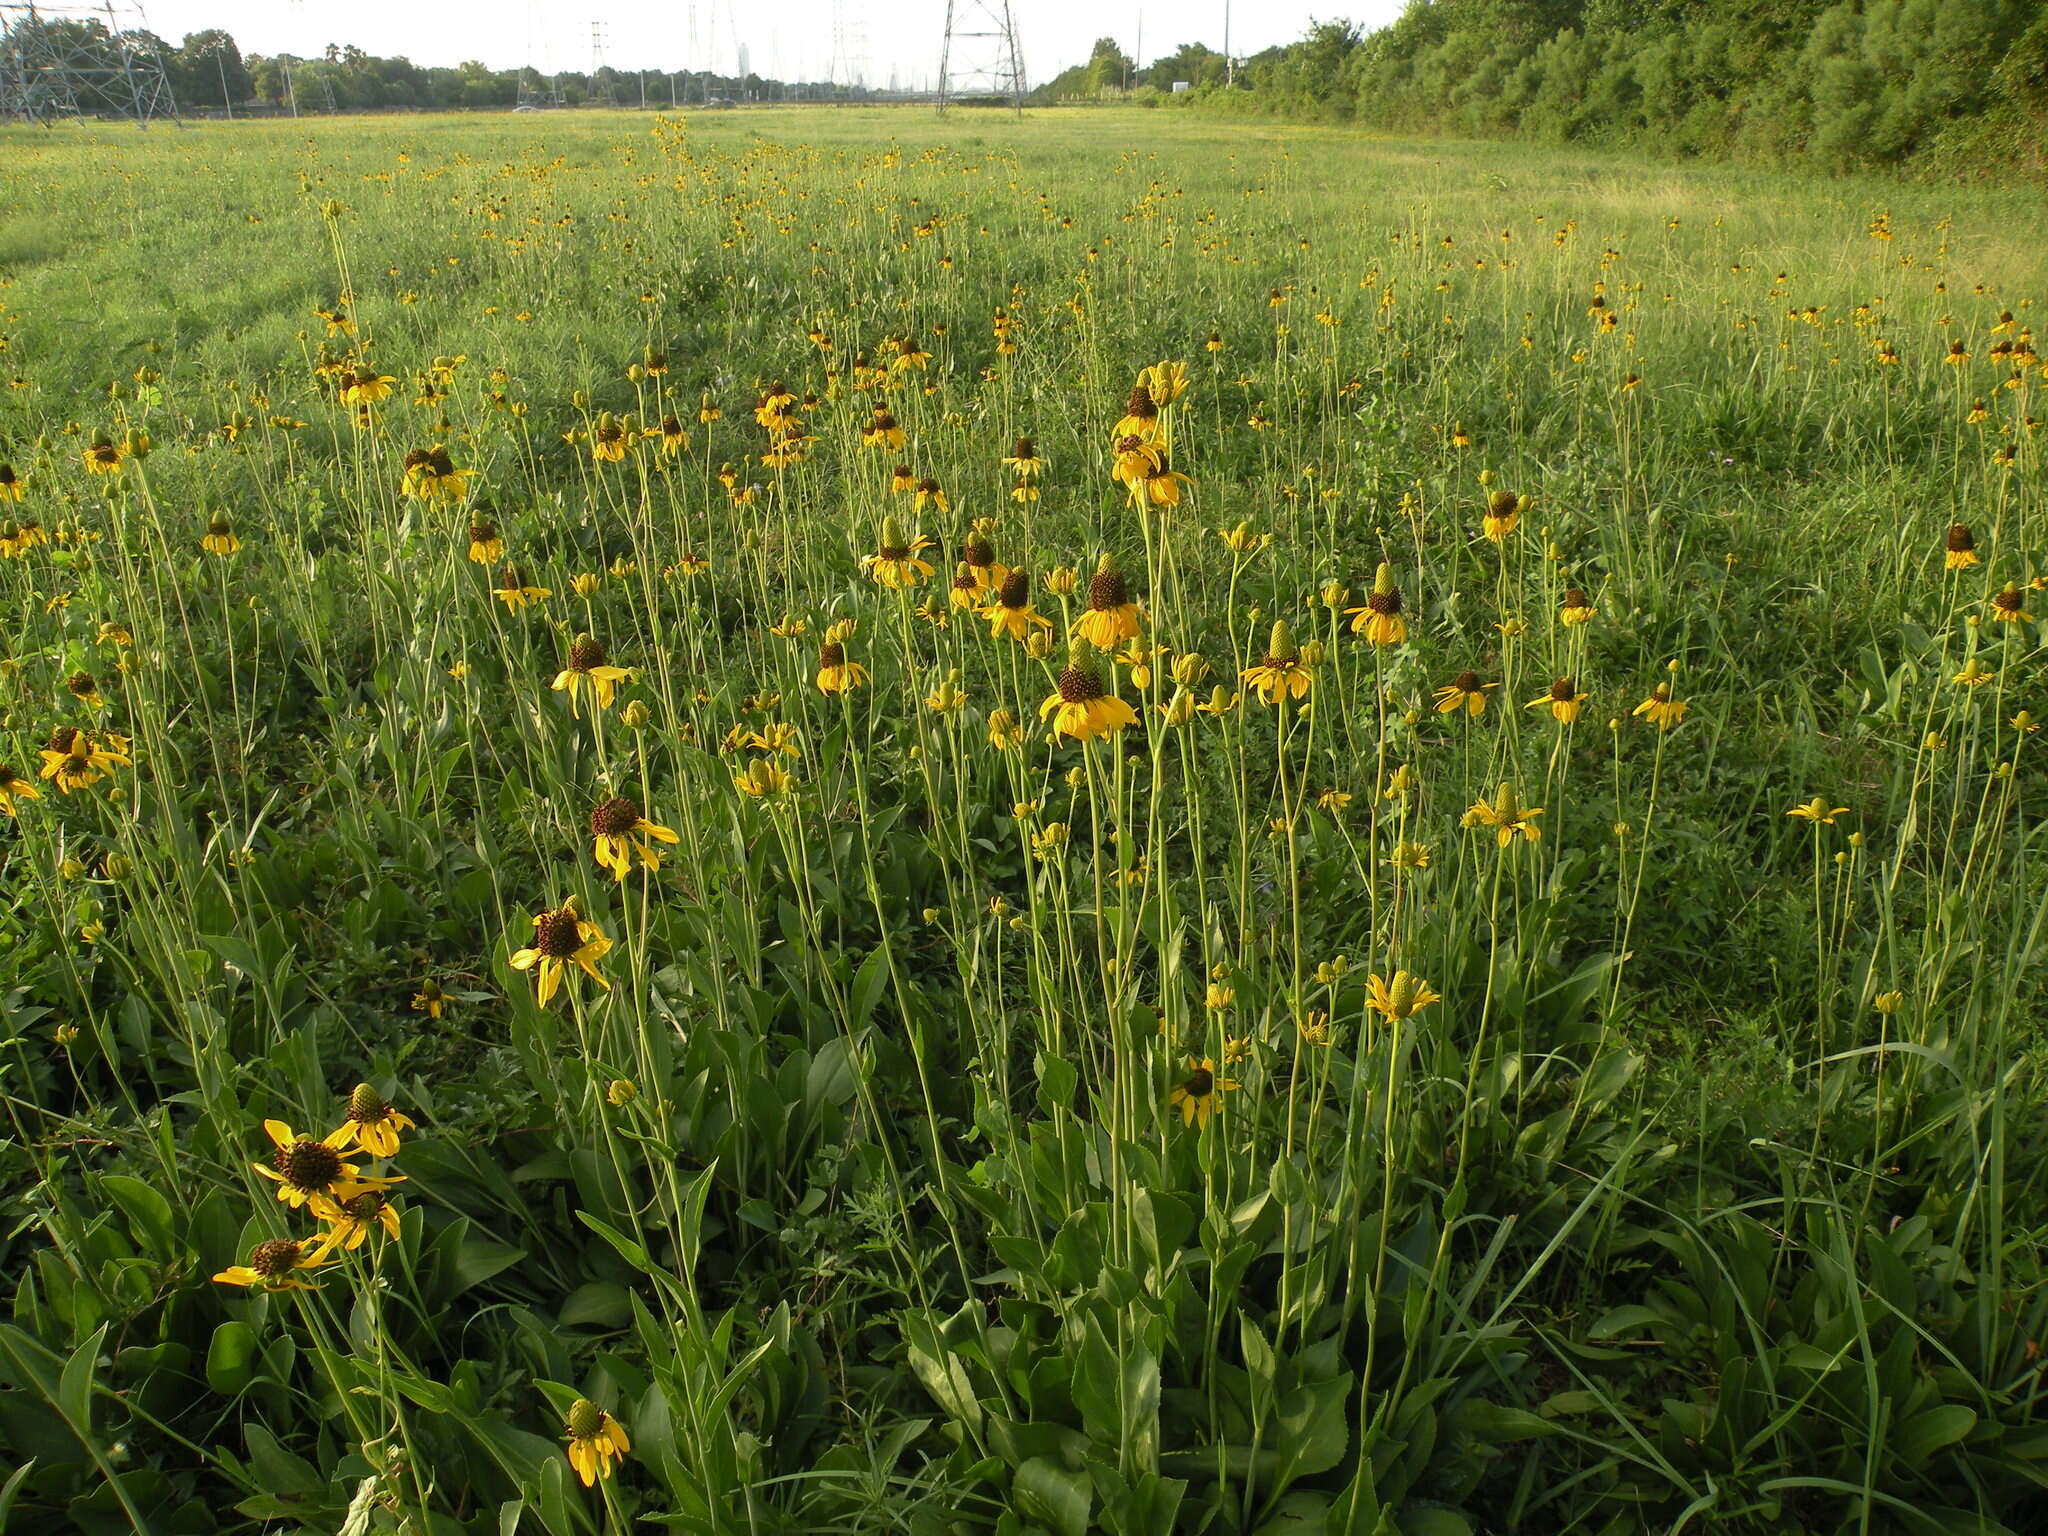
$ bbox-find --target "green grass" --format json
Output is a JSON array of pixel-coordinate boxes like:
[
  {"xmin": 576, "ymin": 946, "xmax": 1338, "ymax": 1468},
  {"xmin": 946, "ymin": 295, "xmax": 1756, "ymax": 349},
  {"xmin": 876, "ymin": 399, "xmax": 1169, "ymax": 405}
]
[{"xmin": 1, "ymin": 105, "xmax": 2045, "ymax": 1536}]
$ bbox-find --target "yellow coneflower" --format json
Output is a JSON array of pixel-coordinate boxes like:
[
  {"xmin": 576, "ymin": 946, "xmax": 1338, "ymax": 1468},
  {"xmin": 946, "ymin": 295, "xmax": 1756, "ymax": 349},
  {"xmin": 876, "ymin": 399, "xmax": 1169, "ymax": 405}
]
[
  {"xmin": 982, "ymin": 569, "xmax": 1052, "ymax": 642},
  {"xmin": 1388, "ymin": 840, "xmax": 1431, "ymax": 869},
  {"xmin": 658, "ymin": 414, "xmax": 690, "ymax": 456},
  {"xmin": 0, "ymin": 763, "xmax": 42, "ymax": 816},
  {"xmin": 1786, "ymin": 798, "xmax": 1849, "ymax": 823},
  {"xmin": 890, "ymin": 464, "xmax": 916, "ymax": 494},
  {"xmin": 83, "ymin": 436, "xmax": 127, "ymax": 475},
  {"xmin": 552, "ymin": 633, "xmax": 632, "ymax": 718},
  {"xmin": 1243, "ymin": 620, "xmax": 1313, "ymax": 704},
  {"xmin": 589, "ymin": 795, "xmax": 680, "ymax": 882},
  {"xmin": 307, "ymin": 1187, "xmax": 401, "ymax": 1257},
  {"xmin": 1945, "ymin": 524, "xmax": 1979, "ymax": 569},
  {"xmin": 411, "ymin": 979, "xmax": 449, "ymax": 1019},
  {"xmin": 925, "ymin": 671, "xmax": 969, "ymax": 712},
  {"xmin": 698, "ymin": 393, "xmax": 722, "ymax": 424},
  {"xmin": 1074, "ymin": 553, "xmax": 1142, "ymax": 646},
  {"xmin": 589, "ymin": 412, "xmax": 634, "ymax": 462},
  {"xmin": 341, "ymin": 367, "xmax": 395, "ymax": 405},
  {"xmin": 1167, "ymin": 1056, "xmax": 1238, "ymax": 1129},
  {"xmin": 200, "ymin": 514, "xmax": 240, "ymax": 556},
  {"xmin": 1366, "ymin": 970, "xmax": 1440, "ymax": 1022},
  {"xmin": 862, "ymin": 517, "xmax": 935, "ymax": 588},
  {"xmin": 891, "ymin": 334, "xmax": 931, "ymax": 372},
  {"xmin": 948, "ymin": 561, "xmax": 985, "ymax": 611},
  {"xmin": 564, "ymin": 1400, "xmax": 631, "ymax": 1488},
  {"xmin": 1196, "ymin": 685, "xmax": 1241, "ymax": 716},
  {"xmin": 863, "ymin": 408, "xmax": 906, "ymax": 450},
  {"xmin": 213, "ymin": 1237, "xmax": 329, "ymax": 1292},
  {"xmin": 466, "ymin": 518, "xmax": 503, "ymax": 564},
  {"xmin": 1040, "ymin": 638, "xmax": 1138, "ymax": 741},
  {"xmin": 733, "ymin": 758, "xmax": 793, "ymax": 797},
  {"xmin": 1527, "ymin": 677, "xmax": 1587, "ymax": 723},
  {"xmin": 1140, "ymin": 359, "xmax": 1190, "ymax": 407},
  {"xmin": 1001, "ymin": 436, "xmax": 1044, "ymax": 479},
  {"xmin": 1464, "ymin": 783, "xmax": 1545, "ymax": 845},
  {"xmin": 1205, "ymin": 330, "xmax": 1224, "ymax": 352},
  {"xmin": 1632, "ymin": 683, "xmax": 1689, "ymax": 729},
  {"xmin": 64, "ymin": 670, "xmax": 103, "ymax": 709},
  {"xmin": 1346, "ymin": 563, "xmax": 1408, "ymax": 646},
  {"xmin": 986, "ymin": 708, "xmax": 1025, "ymax": 750},
  {"xmin": 1990, "ymin": 583, "xmax": 2032, "ymax": 623},
  {"xmin": 509, "ymin": 895, "xmax": 613, "ymax": 1005},
  {"xmin": 1953, "ymin": 657, "xmax": 1994, "ymax": 687},
  {"xmin": 1113, "ymin": 382, "xmax": 1161, "ymax": 443},
  {"xmin": 253, "ymin": 1119, "xmax": 390, "ymax": 1210},
  {"xmin": 38, "ymin": 726, "xmax": 131, "ymax": 793},
  {"xmin": 913, "ymin": 478, "xmax": 950, "ymax": 516},
  {"xmin": 1482, "ymin": 488, "xmax": 1526, "ymax": 543},
  {"xmin": 816, "ymin": 639, "xmax": 868, "ymax": 695},
  {"xmin": 1130, "ymin": 442, "xmax": 1192, "ymax": 509},
  {"xmin": 1317, "ymin": 789, "xmax": 1353, "ymax": 812},
  {"xmin": 1559, "ymin": 588, "xmax": 1596, "ymax": 626},
  {"xmin": 493, "ymin": 564, "xmax": 552, "ymax": 611},
  {"xmin": 1219, "ymin": 521, "xmax": 1264, "ymax": 554},
  {"xmin": 0, "ymin": 463, "xmax": 24, "ymax": 501},
  {"xmin": 336, "ymin": 1083, "xmax": 416, "ymax": 1158},
  {"xmin": 1433, "ymin": 670, "xmax": 1496, "ymax": 716},
  {"xmin": 402, "ymin": 446, "xmax": 473, "ymax": 501}
]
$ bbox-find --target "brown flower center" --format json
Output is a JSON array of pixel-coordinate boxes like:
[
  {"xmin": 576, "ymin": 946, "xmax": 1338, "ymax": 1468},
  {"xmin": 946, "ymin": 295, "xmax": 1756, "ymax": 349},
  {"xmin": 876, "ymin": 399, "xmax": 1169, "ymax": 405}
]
[
  {"xmin": 1124, "ymin": 384, "xmax": 1156, "ymax": 419},
  {"xmin": 1549, "ymin": 678, "xmax": 1576, "ymax": 701},
  {"xmin": 1182, "ymin": 1067, "xmax": 1213, "ymax": 1097},
  {"xmin": 568, "ymin": 635, "xmax": 607, "ymax": 672},
  {"xmin": 1057, "ymin": 665, "xmax": 1103, "ymax": 704},
  {"xmin": 535, "ymin": 907, "xmax": 583, "ymax": 959},
  {"xmin": 1088, "ymin": 570, "xmax": 1129, "ymax": 610},
  {"xmin": 276, "ymin": 1139, "xmax": 344, "ymax": 1193},
  {"xmin": 1946, "ymin": 524, "xmax": 1974, "ymax": 552},
  {"xmin": 819, "ymin": 642, "xmax": 846, "ymax": 669},
  {"xmin": 251, "ymin": 1238, "xmax": 304, "ymax": 1278},
  {"xmin": 1452, "ymin": 670, "xmax": 1480, "ymax": 692},
  {"xmin": 998, "ymin": 570, "xmax": 1030, "ymax": 609},
  {"xmin": 1563, "ymin": 588, "xmax": 1589, "ymax": 609},
  {"xmin": 590, "ymin": 796, "xmax": 641, "ymax": 837},
  {"xmin": 1366, "ymin": 591, "xmax": 1402, "ymax": 614}
]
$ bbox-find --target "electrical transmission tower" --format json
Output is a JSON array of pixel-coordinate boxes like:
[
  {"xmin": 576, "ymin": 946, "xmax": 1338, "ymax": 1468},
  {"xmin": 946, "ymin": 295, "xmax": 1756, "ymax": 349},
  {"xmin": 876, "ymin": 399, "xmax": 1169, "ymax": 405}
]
[
  {"xmin": 589, "ymin": 20, "xmax": 616, "ymax": 106},
  {"xmin": 0, "ymin": 1, "xmax": 178, "ymax": 125},
  {"xmin": 936, "ymin": 0, "xmax": 1023, "ymax": 116}
]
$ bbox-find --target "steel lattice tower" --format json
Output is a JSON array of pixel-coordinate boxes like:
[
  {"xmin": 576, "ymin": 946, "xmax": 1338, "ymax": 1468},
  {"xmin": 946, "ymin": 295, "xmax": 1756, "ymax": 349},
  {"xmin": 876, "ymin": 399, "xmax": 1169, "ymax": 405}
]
[
  {"xmin": 0, "ymin": 1, "xmax": 177, "ymax": 125},
  {"xmin": 936, "ymin": 0, "xmax": 1023, "ymax": 116}
]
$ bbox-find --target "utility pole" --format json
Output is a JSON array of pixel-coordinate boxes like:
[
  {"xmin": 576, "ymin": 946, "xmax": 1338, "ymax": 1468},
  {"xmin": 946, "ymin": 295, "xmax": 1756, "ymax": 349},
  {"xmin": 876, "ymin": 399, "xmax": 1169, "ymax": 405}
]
[
  {"xmin": 212, "ymin": 37, "xmax": 232, "ymax": 118},
  {"xmin": 1224, "ymin": 0, "xmax": 1232, "ymax": 85}
]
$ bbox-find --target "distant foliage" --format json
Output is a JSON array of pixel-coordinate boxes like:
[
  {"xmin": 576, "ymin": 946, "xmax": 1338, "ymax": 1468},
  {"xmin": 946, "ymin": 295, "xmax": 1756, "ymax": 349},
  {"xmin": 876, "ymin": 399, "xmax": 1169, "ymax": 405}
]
[{"xmin": 1173, "ymin": 0, "xmax": 2045, "ymax": 174}]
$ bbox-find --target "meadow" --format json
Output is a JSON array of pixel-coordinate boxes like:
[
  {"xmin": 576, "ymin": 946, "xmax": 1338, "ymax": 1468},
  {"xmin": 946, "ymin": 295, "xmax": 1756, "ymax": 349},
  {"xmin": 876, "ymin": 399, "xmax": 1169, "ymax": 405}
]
[{"xmin": 1, "ymin": 104, "xmax": 2045, "ymax": 1535}]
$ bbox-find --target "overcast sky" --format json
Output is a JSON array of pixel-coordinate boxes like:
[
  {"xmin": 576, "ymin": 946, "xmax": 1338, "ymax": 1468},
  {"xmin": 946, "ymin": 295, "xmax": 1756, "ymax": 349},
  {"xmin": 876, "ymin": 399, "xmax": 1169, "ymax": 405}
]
[{"xmin": 135, "ymin": 0, "xmax": 1404, "ymax": 91}]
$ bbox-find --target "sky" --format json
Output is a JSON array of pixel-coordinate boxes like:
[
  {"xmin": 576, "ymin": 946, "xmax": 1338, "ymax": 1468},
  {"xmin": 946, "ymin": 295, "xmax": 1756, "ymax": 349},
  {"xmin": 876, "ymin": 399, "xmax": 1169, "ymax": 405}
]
[{"xmin": 130, "ymin": 0, "xmax": 1406, "ymax": 92}]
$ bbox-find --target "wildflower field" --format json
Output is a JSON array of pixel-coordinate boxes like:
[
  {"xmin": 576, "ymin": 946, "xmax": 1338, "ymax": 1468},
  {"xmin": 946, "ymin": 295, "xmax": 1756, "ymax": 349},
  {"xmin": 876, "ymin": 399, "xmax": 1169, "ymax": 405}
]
[{"xmin": 3, "ymin": 105, "xmax": 2047, "ymax": 1535}]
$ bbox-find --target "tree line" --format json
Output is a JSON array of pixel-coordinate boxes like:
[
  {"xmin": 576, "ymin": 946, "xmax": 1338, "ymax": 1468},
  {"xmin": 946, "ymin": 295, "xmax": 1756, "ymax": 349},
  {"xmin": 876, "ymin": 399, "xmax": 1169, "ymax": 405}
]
[
  {"xmin": 4, "ymin": 19, "xmax": 862, "ymax": 117},
  {"xmin": 1039, "ymin": 2, "xmax": 2048, "ymax": 176}
]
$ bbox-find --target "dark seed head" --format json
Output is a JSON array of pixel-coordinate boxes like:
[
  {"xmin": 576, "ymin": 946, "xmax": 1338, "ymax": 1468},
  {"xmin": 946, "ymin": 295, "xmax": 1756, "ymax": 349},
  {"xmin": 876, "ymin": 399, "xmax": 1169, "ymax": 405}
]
[
  {"xmin": 207, "ymin": 514, "xmax": 233, "ymax": 536},
  {"xmin": 1947, "ymin": 524, "xmax": 1975, "ymax": 553},
  {"xmin": 276, "ymin": 1138, "xmax": 344, "ymax": 1193},
  {"xmin": 819, "ymin": 641, "xmax": 845, "ymax": 669},
  {"xmin": 1563, "ymin": 588, "xmax": 1589, "ymax": 609},
  {"xmin": 1452, "ymin": 670, "xmax": 1480, "ymax": 692},
  {"xmin": 1488, "ymin": 489, "xmax": 1520, "ymax": 517},
  {"xmin": 1366, "ymin": 590, "xmax": 1402, "ymax": 614},
  {"xmin": 469, "ymin": 519, "xmax": 497, "ymax": 542},
  {"xmin": 1088, "ymin": 569, "xmax": 1129, "ymax": 611},
  {"xmin": 251, "ymin": 1238, "xmax": 304, "ymax": 1278},
  {"xmin": 1012, "ymin": 436, "xmax": 1035, "ymax": 459},
  {"xmin": 590, "ymin": 795, "xmax": 641, "ymax": 837},
  {"xmin": 1549, "ymin": 678, "xmax": 1576, "ymax": 701},
  {"xmin": 1057, "ymin": 665, "xmax": 1103, "ymax": 704},
  {"xmin": 961, "ymin": 530, "xmax": 996, "ymax": 567},
  {"xmin": 46, "ymin": 725, "xmax": 80, "ymax": 754},
  {"xmin": 535, "ymin": 907, "xmax": 583, "ymax": 959},
  {"xmin": 66, "ymin": 671, "xmax": 97, "ymax": 696},
  {"xmin": 871, "ymin": 409, "xmax": 898, "ymax": 430},
  {"xmin": 998, "ymin": 570, "xmax": 1030, "ymax": 608},
  {"xmin": 916, "ymin": 477, "xmax": 941, "ymax": 496},
  {"xmin": 1182, "ymin": 1067, "xmax": 1214, "ymax": 1097},
  {"xmin": 1124, "ymin": 383, "xmax": 1156, "ymax": 419},
  {"xmin": 568, "ymin": 634, "xmax": 606, "ymax": 672}
]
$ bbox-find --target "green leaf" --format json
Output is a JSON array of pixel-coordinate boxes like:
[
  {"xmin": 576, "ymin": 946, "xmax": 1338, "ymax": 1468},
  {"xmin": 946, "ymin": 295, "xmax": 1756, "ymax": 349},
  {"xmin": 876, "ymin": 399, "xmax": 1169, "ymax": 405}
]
[
  {"xmin": 99, "ymin": 1176, "xmax": 177, "ymax": 1260},
  {"xmin": 205, "ymin": 1320, "xmax": 259, "ymax": 1395},
  {"xmin": 559, "ymin": 1283, "xmax": 633, "ymax": 1329},
  {"xmin": 1894, "ymin": 1404, "xmax": 1977, "ymax": 1468},
  {"xmin": 1014, "ymin": 1456, "xmax": 1092, "ymax": 1536}
]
